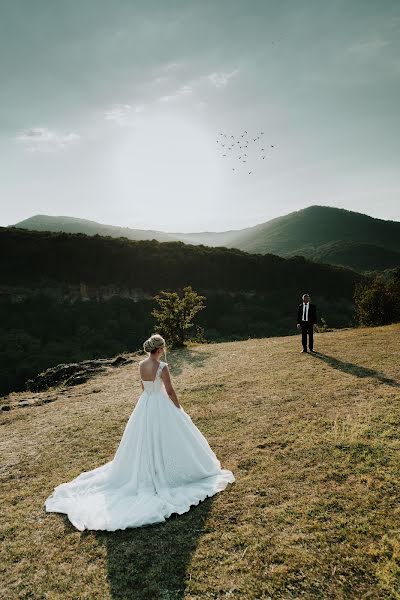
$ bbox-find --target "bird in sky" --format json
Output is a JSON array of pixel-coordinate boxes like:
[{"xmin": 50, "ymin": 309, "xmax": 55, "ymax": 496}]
[{"xmin": 216, "ymin": 129, "xmax": 277, "ymax": 173}]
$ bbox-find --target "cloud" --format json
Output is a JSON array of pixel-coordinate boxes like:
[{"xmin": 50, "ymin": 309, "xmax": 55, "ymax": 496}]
[
  {"xmin": 194, "ymin": 101, "xmax": 208, "ymax": 111},
  {"xmin": 157, "ymin": 84, "xmax": 193, "ymax": 103},
  {"xmin": 104, "ymin": 103, "xmax": 144, "ymax": 125},
  {"xmin": 150, "ymin": 76, "xmax": 169, "ymax": 86},
  {"xmin": 346, "ymin": 38, "xmax": 390, "ymax": 57},
  {"xmin": 161, "ymin": 61, "xmax": 183, "ymax": 72},
  {"xmin": 156, "ymin": 66, "xmax": 239, "ymax": 103},
  {"xmin": 107, "ymin": 64, "xmax": 239, "ymax": 115},
  {"xmin": 207, "ymin": 69, "xmax": 239, "ymax": 88},
  {"xmin": 15, "ymin": 127, "xmax": 80, "ymax": 152},
  {"xmin": 145, "ymin": 62, "xmax": 185, "ymax": 89}
]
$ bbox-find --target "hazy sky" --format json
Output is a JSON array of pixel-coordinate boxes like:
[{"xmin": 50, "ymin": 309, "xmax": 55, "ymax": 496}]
[{"xmin": 1, "ymin": 0, "xmax": 399, "ymax": 232}]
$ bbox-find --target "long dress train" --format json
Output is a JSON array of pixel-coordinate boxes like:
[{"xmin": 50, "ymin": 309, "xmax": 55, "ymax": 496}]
[{"xmin": 44, "ymin": 361, "xmax": 235, "ymax": 531}]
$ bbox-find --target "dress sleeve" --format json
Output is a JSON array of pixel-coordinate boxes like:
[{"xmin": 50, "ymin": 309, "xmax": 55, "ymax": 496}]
[{"xmin": 158, "ymin": 362, "xmax": 168, "ymax": 377}]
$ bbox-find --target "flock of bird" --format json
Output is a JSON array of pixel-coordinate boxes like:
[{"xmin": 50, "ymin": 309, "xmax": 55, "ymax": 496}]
[{"xmin": 216, "ymin": 130, "xmax": 277, "ymax": 174}]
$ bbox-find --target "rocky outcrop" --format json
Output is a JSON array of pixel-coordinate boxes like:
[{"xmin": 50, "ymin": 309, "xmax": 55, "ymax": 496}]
[{"xmin": 26, "ymin": 355, "xmax": 134, "ymax": 392}]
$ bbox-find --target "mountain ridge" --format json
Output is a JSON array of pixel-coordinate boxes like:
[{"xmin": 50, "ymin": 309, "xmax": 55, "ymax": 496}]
[{"xmin": 12, "ymin": 204, "xmax": 400, "ymax": 272}]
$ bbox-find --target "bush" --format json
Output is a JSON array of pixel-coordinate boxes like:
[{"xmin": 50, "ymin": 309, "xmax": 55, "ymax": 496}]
[
  {"xmin": 354, "ymin": 269, "xmax": 400, "ymax": 326},
  {"xmin": 151, "ymin": 286, "xmax": 206, "ymax": 348}
]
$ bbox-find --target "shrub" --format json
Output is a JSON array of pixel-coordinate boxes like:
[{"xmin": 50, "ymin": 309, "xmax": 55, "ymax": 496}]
[
  {"xmin": 151, "ymin": 286, "xmax": 206, "ymax": 348},
  {"xmin": 354, "ymin": 269, "xmax": 400, "ymax": 326}
]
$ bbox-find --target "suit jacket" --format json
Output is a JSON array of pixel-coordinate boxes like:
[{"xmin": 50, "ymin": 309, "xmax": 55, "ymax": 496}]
[{"xmin": 297, "ymin": 303, "xmax": 317, "ymax": 325}]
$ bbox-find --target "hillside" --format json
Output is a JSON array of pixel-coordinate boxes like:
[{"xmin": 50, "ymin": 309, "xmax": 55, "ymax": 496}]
[
  {"xmin": 309, "ymin": 241, "xmax": 400, "ymax": 272},
  {"xmin": 13, "ymin": 206, "xmax": 400, "ymax": 272},
  {"xmin": 0, "ymin": 225, "xmax": 363, "ymax": 296},
  {"xmin": 13, "ymin": 214, "xmax": 181, "ymax": 243},
  {"xmin": 1, "ymin": 325, "xmax": 399, "ymax": 599},
  {"xmin": 224, "ymin": 205, "xmax": 400, "ymax": 253}
]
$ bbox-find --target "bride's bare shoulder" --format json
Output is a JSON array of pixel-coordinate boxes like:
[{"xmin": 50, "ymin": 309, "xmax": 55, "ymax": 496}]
[{"xmin": 138, "ymin": 359, "xmax": 148, "ymax": 373}]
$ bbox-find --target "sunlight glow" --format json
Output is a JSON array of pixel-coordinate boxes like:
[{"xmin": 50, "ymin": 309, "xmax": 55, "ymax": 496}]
[{"xmin": 111, "ymin": 114, "xmax": 224, "ymax": 230}]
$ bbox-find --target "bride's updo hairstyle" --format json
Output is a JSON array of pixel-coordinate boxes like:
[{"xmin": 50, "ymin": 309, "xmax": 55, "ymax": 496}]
[{"xmin": 143, "ymin": 334, "xmax": 166, "ymax": 356}]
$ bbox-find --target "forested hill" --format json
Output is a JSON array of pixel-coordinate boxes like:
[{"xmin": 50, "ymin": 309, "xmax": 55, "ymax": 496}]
[
  {"xmin": 1, "ymin": 226, "xmax": 363, "ymax": 297},
  {"xmin": 218, "ymin": 205, "xmax": 400, "ymax": 263},
  {"xmin": 13, "ymin": 206, "xmax": 400, "ymax": 272}
]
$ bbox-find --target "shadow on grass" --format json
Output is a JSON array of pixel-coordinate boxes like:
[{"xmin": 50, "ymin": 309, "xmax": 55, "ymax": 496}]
[
  {"xmin": 92, "ymin": 496, "xmax": 214, "ymax": 600},
  {"xmin": 166, "ymin": 347, "xmax": 213, "ymax": 378},
  {"xmin": 311, "ymin": 352, "xmax": 399, "ymax": 388}
]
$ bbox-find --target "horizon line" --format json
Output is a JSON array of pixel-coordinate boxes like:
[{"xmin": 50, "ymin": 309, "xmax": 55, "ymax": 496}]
[{"xmin": 4, "ymin": 203, "xmax": 400, "ymax": 234}]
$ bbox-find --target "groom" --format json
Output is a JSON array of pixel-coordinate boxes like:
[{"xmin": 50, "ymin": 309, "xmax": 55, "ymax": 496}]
[{"xmin": 297, "ymin": 293, "xmax": 317, "ymax": 353}]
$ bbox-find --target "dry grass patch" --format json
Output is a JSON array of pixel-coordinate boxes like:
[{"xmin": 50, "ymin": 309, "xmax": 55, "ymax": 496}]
[{"xmin": 1, "ymin": 324, "xmax": 400, "ymax": 599}]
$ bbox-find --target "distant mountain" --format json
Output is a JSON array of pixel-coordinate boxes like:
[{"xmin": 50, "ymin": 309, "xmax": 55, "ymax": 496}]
[
  {"xmin": 216, "ymin": 205, "xmax": 400, "ymax": 254},
  {"xmin": 13, "ymin": 214, "xmax": 254, "ymax": 248},
  {"xmin": 13, "ymin": 214, "xmax": 181, "ymax": 244},
  {"xmin": 170, "ymin": 205, "xmax": 400, "ymax": 271},
  {"xmin": 12, "ymin": 205, "xmax": 400, "ymax": 272}
]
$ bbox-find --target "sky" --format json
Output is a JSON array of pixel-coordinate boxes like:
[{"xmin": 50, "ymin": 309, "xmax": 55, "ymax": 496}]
[{"xmin": 0, "ymin": 0, "xmax": 399, "ymax": 232}]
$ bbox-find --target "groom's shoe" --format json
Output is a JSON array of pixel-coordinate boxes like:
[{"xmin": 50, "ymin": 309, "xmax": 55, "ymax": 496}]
[
  {"xmin": 301, "ymin": 349, "xmax": 308, "ymax": 353},
  {"xmin": 309, "ymin": 348, "xmax": 315, "ymax": 352}
]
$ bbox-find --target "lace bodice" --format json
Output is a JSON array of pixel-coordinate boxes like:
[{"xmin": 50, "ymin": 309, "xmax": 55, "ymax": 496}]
[{"xmin": 141, "ymin": 361, "xmax": 168, "ymax": 393}]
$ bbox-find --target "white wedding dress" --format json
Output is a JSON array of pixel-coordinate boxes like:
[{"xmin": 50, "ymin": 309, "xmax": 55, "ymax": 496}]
[{"xmin": 44, "ymin": 361, "xmax": 235, "ymax": 531}]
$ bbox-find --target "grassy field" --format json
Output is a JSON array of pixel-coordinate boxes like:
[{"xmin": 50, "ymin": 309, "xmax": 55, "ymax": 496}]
[{"xmin": 1, "ymin": 324, "xmax": 400, "ymax": 599}]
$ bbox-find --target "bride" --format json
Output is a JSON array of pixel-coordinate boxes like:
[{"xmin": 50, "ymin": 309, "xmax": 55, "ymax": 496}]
[{"xmin": 44, "ymin": 334, "xmax": 235, "ymax": 531}]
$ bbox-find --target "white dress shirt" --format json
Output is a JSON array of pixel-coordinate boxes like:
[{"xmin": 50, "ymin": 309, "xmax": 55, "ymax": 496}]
[{"xmin": 302, "ymin": 302, "xmax": 309, "ymax": 321}]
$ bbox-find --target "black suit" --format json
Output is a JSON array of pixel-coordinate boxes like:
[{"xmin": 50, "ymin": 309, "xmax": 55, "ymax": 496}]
[{"xmin": 297, "ymin": 303, "xmax": 317, "ymax": 351}]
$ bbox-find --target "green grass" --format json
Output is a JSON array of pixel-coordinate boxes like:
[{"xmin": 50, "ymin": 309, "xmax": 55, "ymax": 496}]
[{"xmin": 1, "ymin": 324, "xmax": 400, "ymax": 599}]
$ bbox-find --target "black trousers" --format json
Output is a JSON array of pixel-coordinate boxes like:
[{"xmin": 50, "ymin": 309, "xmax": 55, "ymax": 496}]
[{"xmin": 300, "ymin": 321, "xmax": 314, "ymax": 350}]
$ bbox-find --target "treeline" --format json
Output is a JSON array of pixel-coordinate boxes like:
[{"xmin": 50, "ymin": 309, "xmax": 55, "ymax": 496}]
[{"xmin": 1, "ymin": 227, "xmax": 363, "ymax": 297}]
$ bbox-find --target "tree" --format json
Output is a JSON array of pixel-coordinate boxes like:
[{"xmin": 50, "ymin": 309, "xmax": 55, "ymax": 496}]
[
  {"xmin": 386, "ymin": 268, "xmax": 400, "ymax": 323},
  {"xmin": 151, "ymin": 286, "xmax": 206, "ymax": 348},
  {"xmin": 354, "ymin": 271, "xmax": 400, "ymax": 326}
]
